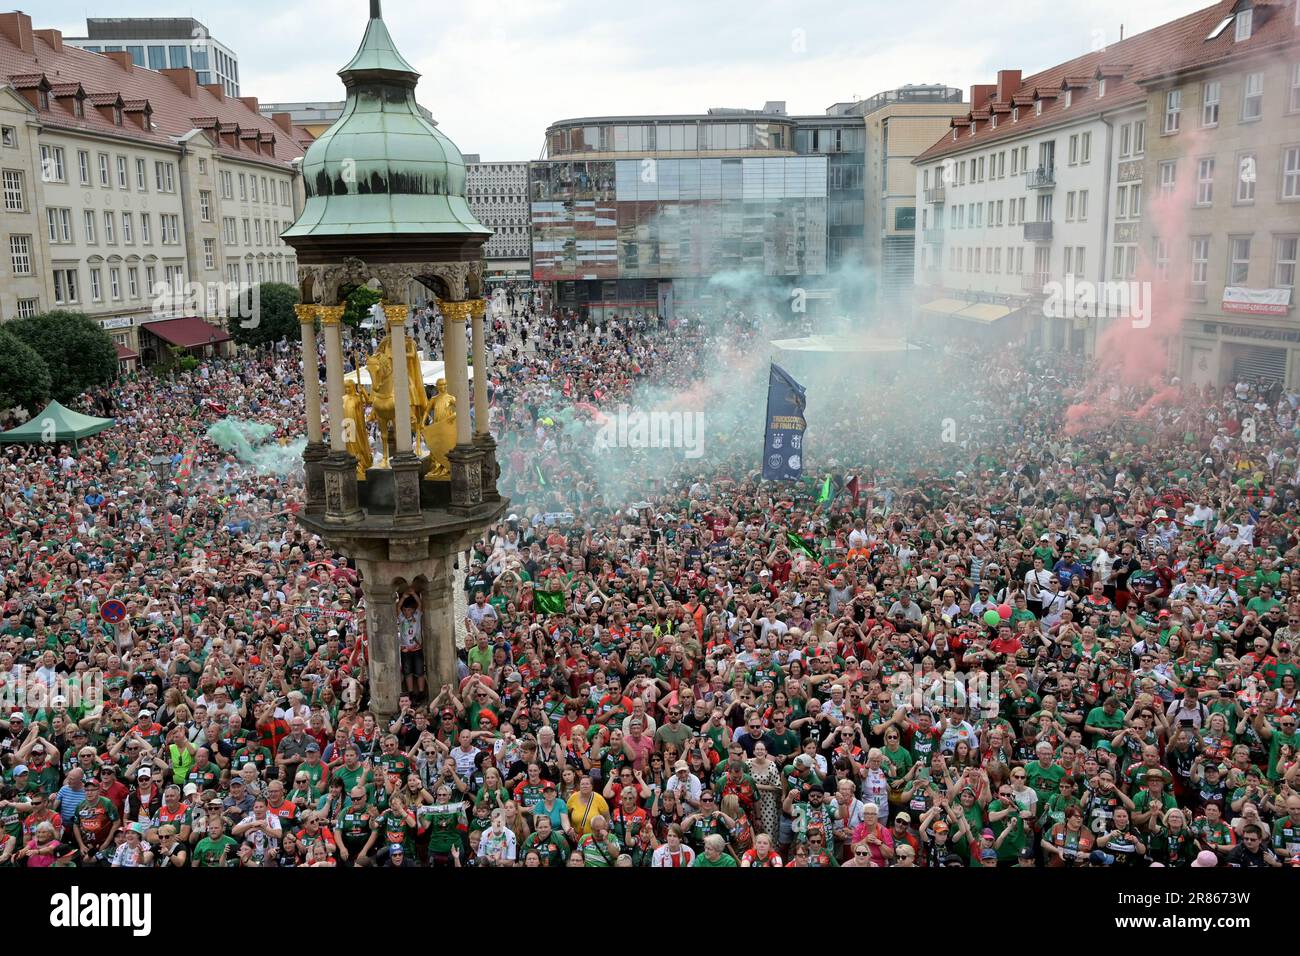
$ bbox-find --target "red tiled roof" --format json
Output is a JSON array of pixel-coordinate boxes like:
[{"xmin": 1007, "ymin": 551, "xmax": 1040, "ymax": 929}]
[
  {"xmin": 115, "ymin": 344, "xmax": 139, "ymax": 361},
  {"xmin": 0, "ymin": 13, "xmax": 303, "ymax": 168},
  {"xmin": 140, "ymin": 317, "xmax": 231, "ymax": 349},
  {"xmin": 914, "ymin": 0, "xmax": 1284, "ymax": 164}
]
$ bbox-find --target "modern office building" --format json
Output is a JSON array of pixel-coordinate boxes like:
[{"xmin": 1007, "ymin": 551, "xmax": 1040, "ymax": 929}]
[
  {"xmin": 1136, "ymin": 0, "xmax": 1300, "ymax": 388},
  {"xmin": 462, "ymin": 155, "xmax": 530, "ymax": 278},
  {"xmin": 532, "ymin": 105, "xmax": 826, "ymax": 320},
  {"xmin": 64, "ymin": 17, "xmax": 240, "ymax": 98},
  {"xmin": 0, "ymin": 11, "xmax": 304, "ymax": 365}
]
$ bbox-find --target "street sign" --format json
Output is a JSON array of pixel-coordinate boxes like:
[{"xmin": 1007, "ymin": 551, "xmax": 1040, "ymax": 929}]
[{"xmin": 100, "ymin": 599, "xmax": 127, "ymax": 623}]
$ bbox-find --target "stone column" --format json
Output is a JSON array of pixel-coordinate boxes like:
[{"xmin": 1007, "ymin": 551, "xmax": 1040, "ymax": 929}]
[
  {"xmin": 296, "ymin": 304, "xmax": 327, "ymax": 514},
  {"xmin": 440, "ymin": 300, "xmax": 483, "ymax": 511},
  {"xmin": 469, "ymin": 298, "xmax": 500, "ymax": 503},
  {"xmin": 417, "ymin": 554, "xmax": 460, "ymax": 696},
  {"xmin": 318, "ymin": 306, "xmax": 361, "ymax": 522},
  {"xmin": 359, "ymin": 572, "xmax": 400, "ymax": 722},
  {"xmin": 384, "ymin": 305, "xmax": 423, "ymax": 523}
]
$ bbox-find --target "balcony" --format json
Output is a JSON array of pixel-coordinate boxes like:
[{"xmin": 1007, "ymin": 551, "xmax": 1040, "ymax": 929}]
[
  {"xmin": 924, "ymin": 186, "xmax": 946, "ymax": 204},
  {"xmin": 1026, "ymin": 165, "xmax": 1056, "ymax": 189},
  {"xmin": 1023, "ymin": 221, "xmax": 1053, "ymax": 242},
  {"xmin": 1022, "ymin": 272, "xmax": 1051, "ymax": 293},
  {"xmin": 922, "ymin": 228, "xmax": 945, "ymax": 245}
]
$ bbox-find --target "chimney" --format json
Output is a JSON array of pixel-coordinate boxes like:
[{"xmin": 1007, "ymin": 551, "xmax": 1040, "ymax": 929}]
[
  {"xmin": 997, "ymin": 70, "xmax": 1022, "ymax": 103},
  {"xmin": 161, "ymin": 68, "xmax": 198, "ymax": 98},
  {"xmin": 969, "ymin": 84, "xmax": 997, "ymax": 111},
  {"xmin": 239, "ymin": 96, "xmax": 259, "ymax": 113},
  {"xmin": 33, "ymin": 28, "xmax": 62, "ymax": 52},
  {"xmin": 203, "ymin": 83, "xmax": 226, "ymax": 101},
  {"xmin": 104, "ymin": 50, "xmax": 134, "ymax": 73},
  {"xmin": 270, "ymin": 112, "xmax": 294, "ymax": 134},
  {"xmin": 0, "ymin": 11, "xmax": 34, "ymax": 53}
]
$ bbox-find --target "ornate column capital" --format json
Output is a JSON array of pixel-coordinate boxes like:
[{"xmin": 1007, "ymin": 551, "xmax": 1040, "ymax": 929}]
[
  {"xmin": 437, "ymin": 299, "xmax": 472, "ymax": 322},
  {"xmin": 294, "ymin": 303, "xmax": 319, "ymax": 325},
  {"xmin": 469, "ymin": 298, "xmax": 487, "ymax": 320},
  {"xmin": 383, "ymin": 304, "xmax": 411, "ymax": 329},
  {"xmin": 318, "ymin": 305, "xmax": 345, "ymax": 327}
]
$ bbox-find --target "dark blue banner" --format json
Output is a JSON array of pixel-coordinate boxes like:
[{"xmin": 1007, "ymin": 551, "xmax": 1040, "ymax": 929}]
[{"xmin": 762, "ymin": 363, "xmax": 807, "ymax": 481}]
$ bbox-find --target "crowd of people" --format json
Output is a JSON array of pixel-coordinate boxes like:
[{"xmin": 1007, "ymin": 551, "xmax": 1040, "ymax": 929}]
[{"xmin": 2, "ymin": 285, "xmax": 1299, "ymax": 869}]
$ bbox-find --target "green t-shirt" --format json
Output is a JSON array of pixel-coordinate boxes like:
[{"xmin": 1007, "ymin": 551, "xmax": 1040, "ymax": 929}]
[
  {"xmin": 987, "ymin": 799, "xmax": 1026, "ymax": 860},
  {"xmin": 692, "ymin": 851, "xmax": 738, "ymax": 867},
  {"xmin": 1024, "ymin": 761, "xmax": 1066, "ymax": 802},
  {"xmin": 1084, "ymin": 707, "xmax": 1126, "ymax": 747},
  {"xmin": 193, "ymin": 834, "xmax": 239, "ymax": 867}
]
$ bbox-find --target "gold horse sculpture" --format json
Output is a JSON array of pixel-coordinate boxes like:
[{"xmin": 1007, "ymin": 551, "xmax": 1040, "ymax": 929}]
[{"xmin": 366, "ymin": 335, "xmax": 397, "ymax": 466}]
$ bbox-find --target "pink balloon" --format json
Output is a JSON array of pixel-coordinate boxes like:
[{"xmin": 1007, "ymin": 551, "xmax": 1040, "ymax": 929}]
[{"xmin": 996, "ymin": 603, "xmax": 1012, "ymax": 620}]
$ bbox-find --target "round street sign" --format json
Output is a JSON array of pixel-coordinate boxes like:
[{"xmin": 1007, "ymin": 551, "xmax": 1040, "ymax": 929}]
[{"xmin": 100, "ymin": 599, "xmax": 128, "ymax": 623}]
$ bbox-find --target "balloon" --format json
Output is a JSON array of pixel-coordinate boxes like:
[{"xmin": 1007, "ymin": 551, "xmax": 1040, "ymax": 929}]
[
  {"xmin": 997, "ymin": 603, "xmax": 1012, "ymax": 620},
  {"xmin": 983, "ymin": 609, "xmax": 1002, "ymax": 628},
  {"xmin": 277, "ymin": 622, "xmax": 289, "ymax": 633}
]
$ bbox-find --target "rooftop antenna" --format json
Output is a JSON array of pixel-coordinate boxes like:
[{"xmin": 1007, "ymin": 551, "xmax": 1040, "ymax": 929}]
[{"xmin": 1119, "ymin": 24, "xmax": 1124, "ymax": 41}]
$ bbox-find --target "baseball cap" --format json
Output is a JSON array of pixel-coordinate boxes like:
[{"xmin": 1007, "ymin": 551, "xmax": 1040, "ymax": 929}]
[
  {"xmin": 1191, "ymin": 850, "xmax": 1218, "ymax": 868},
  {"xmin": 674, "ymin": 760, "xmax": 689, "ymax": 772},
  {"xmin": 895, "ymin": 812, "xmax": 912, "ymax": 824},
  {"xmin": 137, "ymin": 768, "xmax": 152, "ymax": 779},
  {"xmin": 183, "ymin": 783, "xmax": 199, "ymax": 796},
  {"xmin": 11, "ymin": 764, "xmax": 28, "ymax": 776}
]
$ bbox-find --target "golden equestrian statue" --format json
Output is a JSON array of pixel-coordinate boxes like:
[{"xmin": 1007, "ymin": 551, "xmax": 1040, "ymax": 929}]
[
  {"xmin": 422, "ymin": 378, "xmax": 456, "ymax": 479},
  {"xmin": 366, "ymin": 335, "xmax": 397, "ymax": 466},
  {"xmin": 342, "ymin": 374, "xmax": 372, "ymax": 479},
  {"xmin": 404, "ymin": 336, "xmax": 429, "ymax": 452}
]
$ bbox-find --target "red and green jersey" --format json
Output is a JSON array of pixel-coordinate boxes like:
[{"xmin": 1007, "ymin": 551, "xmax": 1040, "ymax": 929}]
[{"xmin": 74, "ymin": 796, "xmax": 118, "ymax": 847}]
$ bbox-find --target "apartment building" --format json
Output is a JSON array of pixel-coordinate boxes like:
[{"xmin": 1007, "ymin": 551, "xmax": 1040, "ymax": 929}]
[
  {"xmin": 462, "ymin": 156, "xmax": 530, "ymax": 278},
  {"xmin": 1137, "ymin": 0, "xmax": 1300, "ymax": 388},
  {"xmin": 0, "ymin": 11, "xmax": 303, "ymax": 363}
]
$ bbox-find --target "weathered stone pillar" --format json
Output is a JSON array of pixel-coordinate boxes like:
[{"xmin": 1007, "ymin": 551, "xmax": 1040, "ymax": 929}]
[
  {"xmin": 417, "ymin": 554, "xmax": 460, "ymax": 696},
  {"xmin": 319, "ymin": 305, "xmax": 362, "ymax": 523},
  {"xmin": 296, "ymin": 304, "xmax": 327, "ymax": 514},
  {"xmin": 469, "ymin": 298, "xmax": 500, "ymax": 503},
  {"xmin": 384, "ymin": 304, "xmax": 424, "ymax": 523},
  {"xmin": 440, "ymin": 300, "xmax": 483, "ymax": 512},
  {"xmin": 359, "ymin": 571, "xmax": 400, "ymax": 722}
]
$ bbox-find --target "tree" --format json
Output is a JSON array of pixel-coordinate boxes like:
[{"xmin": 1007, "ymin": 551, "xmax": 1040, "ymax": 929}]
[
  {"xmin": 228, "ymin": 282, "xmax": 300, "ymax": 348},
  {"xmin": 341, "ymin": 285, "xmax": 383, "ymax": 328},
  {"xmin": 5, "ymin": 311, "xmax": 117, "ymax": 402},
  {"xmin": 0, "ymin": 325, "xmax": 52, "ymax": 415}
]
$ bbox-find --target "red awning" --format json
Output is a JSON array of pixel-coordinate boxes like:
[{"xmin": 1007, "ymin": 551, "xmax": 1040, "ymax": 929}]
[
  {"xmin": 115, "ymin": 344, "xmax": 139, "ymax": 361},
  {"xmin": 141, "ymin": 317, "xmax": 231, "ymax": 349}
]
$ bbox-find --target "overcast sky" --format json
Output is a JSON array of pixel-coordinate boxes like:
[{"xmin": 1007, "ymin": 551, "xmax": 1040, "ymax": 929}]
[{"xmin": 43, "ymin": 0, "xmax": 1209, "ymax": 160}]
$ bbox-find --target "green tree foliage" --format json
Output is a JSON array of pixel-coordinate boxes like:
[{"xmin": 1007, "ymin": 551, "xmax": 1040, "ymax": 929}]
[
  {"xmin": 5, "ymin": 311, "xmax": 116, "ymax": 402},
  {"xmin": 227, "ymin": 282, "xmax": 301, "ymax": 348},
  {"xmin": 0, "ymin": 325, "xmax": 53, "ymax": 415}
]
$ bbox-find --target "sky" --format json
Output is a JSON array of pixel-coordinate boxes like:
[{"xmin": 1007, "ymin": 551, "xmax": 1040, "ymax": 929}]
[{"xmin": 41, "ymin": 0, "xmax": 1213, "ymax": 160}]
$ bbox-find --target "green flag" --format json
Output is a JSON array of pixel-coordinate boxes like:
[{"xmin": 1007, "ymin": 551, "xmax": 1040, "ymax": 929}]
[
  {"xmin": 785, "ymin": 532, "xmax": 817, "ymax": 560},
  {"xmin": 817, "ymin": 474, "xmax": 832, "ymax": 503},
  {"xmin": 534, "ymin": 590, "xmax": 566, "ymax": 615},
  {"xmin": 536, "ymin": 463, "xmax": 546, "ymax": 486}
]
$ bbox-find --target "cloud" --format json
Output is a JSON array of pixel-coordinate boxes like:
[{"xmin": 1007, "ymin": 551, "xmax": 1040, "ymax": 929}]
[{"xmin": 41, "ymin": 0, "xmax": 1208, "ymax": 160}]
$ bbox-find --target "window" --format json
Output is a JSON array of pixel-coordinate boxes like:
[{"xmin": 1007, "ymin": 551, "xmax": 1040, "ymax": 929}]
[
  {"xmin": 1237, "ymin": 152, "xmax": 1257, "ymax": 203},
  {"xmin": 1078, "ymin": 189, "xmax": 1089, "ymax": 221},
  {"xmin": 1207, "ymin": 15, "xmax": 1234, "ymax": 40},
  {"xmin": 122, "ymin": 212, "xmax": 133, "ymax": 244},
  {"xmin": 221, "ymin": 171, "xmax": 233, "ymax": 200},
  {"xmin": 9, "ymin": 235, "xmax": 31, "ymax": 275},
  {"xmin": 1203, "ymin": 81, "xmax": 1221, "ymax": 126},
  {"xmin": 161, "ymin": 214, "xmax": 179, "ymax": 244},
  {"xmin": 1229, "ymin": 236, "xmax": 1251, "ymax": 285},
  {"xmin": 98, "ymin": 153, "xmax": 110, "ymax": 187},
  {"xmin": 1196, "ymin": 157, "xmax": 1215, "ymax": 205},
  {"xmin": 154, "ymin": 161, "xmax": 175, "ymax": 192},
  {"xmin": 1012, "ymin": 106, "xmax": 1019, "ymax": 122},
  {"xmin": 146, "ymin": 266, "xmax": 156, "ymax": 291},
  {"xmin": 250, "ymin": 176, "xmax": 259, "ymax": 202},
  {"xmin": 1064, "ymin": 90, "xmax": 1072, "ymax": 109},
  {"xmin": 89, "ymin": 268, "xmax": 102, "ymax": 301},
  {"xmin": 242, "ymin": 219, "xmax": 251, "ymax": 244},
  {"xmin": 136, "ymin": 158, "xmax": 147, "ymax": 190},
  {"xmin": 1066, "ymin": 191, "xmax": 1076, "ymax": 220},
  {"xmin": 1098, "ymin": 78, "xmax": 1107, "ymax": 98},
  {"xmin": 198, "ymin": 158, "xmax": 207, "ymax": 175},
  {"xmin": 16, "ymin": 298, "xmax": 38, "ymax": 318},
  {"xmin": 0, "ymin": 126, "xmax": 15, "ymax": 148},
  {"xmin": 52, "ymin": 269, "xmax": 78, "ymax": 304},
  {"xmin": 204, "ymin": 238, "xmax": 216, "ymax": 270},
  {"xmin": 1159, "ymin": 160, "xmax": 1177, "ymax": 195},
  {"xmin": 1133, "ymin": 120, "xmax": 1145, "ymax": 156},
  {"xmin": 39, "ymin": 145, "xmax": 65, "ymax": 182},
  {"xmin": 280, "ymin": 181, "xmax": 290, "ymax": 206},
  {"xmin": 1291, "ymin": 64, "xmax": 1300, "ymax": 113},
  {"xmin": 110, "ymin": 268, "xmax": 121, "ymax": 300},
  {"xmin": 1242, "ymin": 72, "xmax": 1264, "ymax": 121},
  {"xmin": 103, "ymin": 211, "xmax": 115, "ymax": 244},
  {"xmin": 1116, "ymin": 185, "xmax": 1129, "ymax": 219},
  {"xmin": 1155, "ymin": 238, "xmax": 1170, "ymax": 280},
  {"xmin": 127, "ymin": 267, "xmax": 139, "ymax": 298},
  {"xmin": 1285, "ymin": 146, "xmax": 1300, "ymax": 199},
  {"xmin": 1069, "ymin": 135, "xmax": 1079, "ymax": 165},
  {"xmin": 1191, "ymin": 237, "xmax": 1210, "ymax": 298},
  {"xmin": 78, "ymin": 150, "xmax": 91, "ymax": 185},
  {"xmin": 255, "ymin": 220, "xmax": 263, "ymax": 245},
  {"xmin": 83, "ymin": 209, "xmax": 96, "ymax": 244},
  {"xmin": 1119, "ymin": 124, "xmax": 1131, "ymax": 157},
  {"xmin": 140, "ymin": 213, "xmax": 151, "ymax": 244},
  {"xmin": 2, "ymin": 169, "xmax": 23, "ymax": 211},
  {"xmin": 1081, "ymin": 131, "xmax": 1091, "ymax": 163},
  {"xmin": 116, "ymin": 155, "xmax": 128, "ymax": 189},
  {"xmin": 239, "ymin": 174, "xmax": 247, "ymax": 200},
  {"xmin": 1235, "ymin": 8, "xmax": 1252, "ymax": 41},
  {"xmin": 1276, "ymin": 237, "xmax": 1298, "ymax": 289},
  {"xmin": 147, "ymin": 45, "xmax": 166, "ymax": 70},
  {"xmin": 1164, "ymin": 90, "xmax": 1182, "ymax": 133}
]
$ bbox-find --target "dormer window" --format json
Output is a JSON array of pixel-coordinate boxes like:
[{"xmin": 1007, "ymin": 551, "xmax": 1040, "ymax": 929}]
[
  {"xmin": 1235, "ymin": 8, "xmax": 1252, "ymax": 42},
  {"xmin": 991, "ymin": 114, "xmax": 998, "ymax": 129},
  {"xmin": 37, "ymin": 90, "xmax": 49, "ymax": 110},
  {"xmin": 74, "ymin": 97, "xmax": 84, "ymax": 118},
  {"xmin": 113, "ymin": 106, "xmax": 123, "ymax": 126},
  {"xmin": 953, "ymin": 129, "xmax": 958, "ymax": 142},
  {"xmin": 1064, "ymin": 90, "xmax": 1073, "ymax": 108},
  {"xmin": 1098, "ymin": 78, "xmax": 1106, "ymax": 98},
  {"xmin": 1012, "ymin": 106, "xmax": 1019, "ymax": 122},
  {"xmin": 1035, "ymin": 100, "xmax": 1043, "ymax": 116}
]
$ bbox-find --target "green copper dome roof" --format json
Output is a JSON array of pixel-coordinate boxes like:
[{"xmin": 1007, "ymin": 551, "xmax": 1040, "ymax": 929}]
[{"xmin": 283, "ymin": 2, "xmax": 489, "ymax": 241}]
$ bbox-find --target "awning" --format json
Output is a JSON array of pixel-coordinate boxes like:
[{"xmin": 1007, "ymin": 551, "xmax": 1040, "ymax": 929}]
[
  {"xmin": 953, "ymin": 303, "xmax": 1014, "ymax": 323},
  {"xmin": 919, "ymin": 298, "xmax": 970, "ymax": 316},
  {"xmin": 140, "ymin": 317, "xmax": 231, "ymax": 349},
  {"xmin": 115, "ymin": 344, "xmax": 139, "ymax": 361},
  {"xmin": 0, "ymin": 400, "xmax": 115, "ymax": 445}
]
